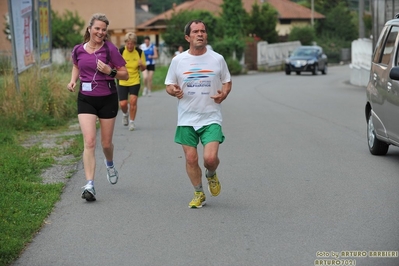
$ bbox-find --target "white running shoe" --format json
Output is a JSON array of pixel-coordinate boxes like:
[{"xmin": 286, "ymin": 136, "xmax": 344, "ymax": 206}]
[
  {"xmin": 81, "ymin": 184, "xmax": 96, "ymax": 201},
  {"xmin": 142, "ymin": 87, "xmax": 148, "ymax": 96},
  {"xmin": 104, "ymin": 159, "xmax": 119, "ymax": 185},
  {"xmin": 129, "ymin": 121, "xmax": 135, "ymax": 131},
  {"xmin": 122, "ymin": 114, "xmax": 128, "ymax": 126}
]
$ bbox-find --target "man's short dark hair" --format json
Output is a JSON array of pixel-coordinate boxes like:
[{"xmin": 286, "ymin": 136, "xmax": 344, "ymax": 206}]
[
  {"xmin": 144, "ymin": 36, "xmax": 150, "ymax": 40},
  {"xmin": 184, "ymin": 20, "xmax": 207, "ymax": 36}
]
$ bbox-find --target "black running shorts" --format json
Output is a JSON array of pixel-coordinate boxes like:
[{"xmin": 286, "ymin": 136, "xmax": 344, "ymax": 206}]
[{"xmin": 77, "ymin": 92, "xmax": 118, "ymax": 119}]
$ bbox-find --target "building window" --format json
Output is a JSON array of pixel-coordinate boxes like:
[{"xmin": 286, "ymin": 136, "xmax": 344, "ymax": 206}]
[{"xmin": 280, "ymin": 19, "xmax": 291, "ymax": 25}]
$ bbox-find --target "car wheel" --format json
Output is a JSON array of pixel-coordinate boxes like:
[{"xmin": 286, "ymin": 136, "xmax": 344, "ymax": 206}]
[
  {"xmin": 312, "ymin": 64, "xmax": 318, "ymax": 75},
  {"xmin": 321, "ymin": 65, "xmax": 327, "ymax": 75},
  {"xmin": 296, "ymin": 71, "xmax": 301, "ymax": 75},
  {"xmin": 367, "ymin": 112, "xmax": 389, "ymax": 155},
  {"xmin": 285, "ymin": 70, "xmax": 291, "ymax": 75}
]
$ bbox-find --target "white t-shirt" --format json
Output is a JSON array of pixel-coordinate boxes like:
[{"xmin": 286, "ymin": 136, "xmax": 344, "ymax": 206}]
[{"xmin": 165, "ymin": 49, "xmax": 231, "ymax": 127}]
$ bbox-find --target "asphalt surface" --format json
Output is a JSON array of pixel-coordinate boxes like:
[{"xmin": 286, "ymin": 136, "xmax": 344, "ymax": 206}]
[{"xmin": 12, "ymin": 65, "xmax": 399, "ymax": 266}]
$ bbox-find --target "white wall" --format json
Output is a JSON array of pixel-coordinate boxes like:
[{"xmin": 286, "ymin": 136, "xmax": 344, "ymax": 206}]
[
  {"xmin": 257, "ymin": 41, "xmax": 301, "ymax": 68},
  {"xmin": 349, "ymin": 38, "xmax": 372, "ymax": 87}
]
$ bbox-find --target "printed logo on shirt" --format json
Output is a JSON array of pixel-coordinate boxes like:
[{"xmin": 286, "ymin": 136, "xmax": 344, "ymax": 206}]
[
  {"xmin": 187, "ymin": 80, "xmax": 211, "ymax": 88},
  {"xmin": 184, "ymin": 68, "xmax": 214, "ymax": 88},
  {"xmin": 183, "ymin": 68, "xmax": 215, "ymax": 82}
]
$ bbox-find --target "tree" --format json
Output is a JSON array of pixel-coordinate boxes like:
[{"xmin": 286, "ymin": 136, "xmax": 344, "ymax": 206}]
[
  {"xmin": 220, "ymin": 0, "xmax": 246, "ymax": 38},
  {"xmin": 319, "ymin": 2, "xmax": 357, "ymax": 41},
  {"xmin": 217, "ymin": 0, "xmax": 246, "ymax": 59},
  {"xmin": 148, "ymin": 0, "xmax": 187, "ymax": 14},
  {"xmin": 293, "ymin": 0, "xmax": 350, "ymax": 14},
  {"xmin": 162, "ymin": 10, "xmax": 218, "ymax": 55},
  {"xmin": 246, "ymin": 3, "xmax": 278, "ymax": 43},
  {"xmin": 51, "ymin": 10, "xmax": 84, "ymax": 48},
  {"xmin": 288, "ymin": 26, "xmax": 316, "ymax": 45}
]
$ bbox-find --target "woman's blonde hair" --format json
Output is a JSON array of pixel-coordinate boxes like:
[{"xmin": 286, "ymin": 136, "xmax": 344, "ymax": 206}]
[{"xmin": 124, "ymin": 32, "xmax": 137, "ymax": 43}]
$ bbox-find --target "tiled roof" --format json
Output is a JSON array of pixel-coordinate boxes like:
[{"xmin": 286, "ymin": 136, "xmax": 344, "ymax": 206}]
[
  {"xmin": 136, "ymin": 0, "xmax": 324, "ymax": 29},
  {"xmin": 264, "ymin": 0, "xmax": 325, "ymax": 19},
  {"xmin": 136, "ymin": 6, "xmax": 157, "ymax": 26},
  {"xmin": 136, "ymin": 0, "xmax": 221, "ymax": 29}
]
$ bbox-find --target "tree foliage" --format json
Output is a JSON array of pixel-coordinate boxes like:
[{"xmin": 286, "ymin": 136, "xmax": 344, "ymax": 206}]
[
  {"xmin": 245, "ymin": 3, "xmax": 278, "ymax": 43},
  {"xmin": 213, "ymin": 37, "xmax": 245, "ymax": 60},
  {"xmin": 148, "ymin": 0, "xmax": 187, "ymax": 14},
  {"xmin": 218, "ymin": 0, "xmax": 246, "ymax": 59},
  {"xmin": 220, "ymin": 0, "xmax": 246, "ymax": 38},
  {"xmin": 288, "ymin": 26, "xmax": 316, "ymax": 45},
  {"xmin": 294, "ymin": 0, "xmax": 350, "ymax": 14},
  {"xmin": 318, "ymin": 2, "xmax": 357, "ymax": 41},
  {"xmin": 51, "ymin": 10, "xmax": 85, "ymax": 48},
  {"xmin": 295, "ymin": 0, "xmax": 358, "ymax": 40}
]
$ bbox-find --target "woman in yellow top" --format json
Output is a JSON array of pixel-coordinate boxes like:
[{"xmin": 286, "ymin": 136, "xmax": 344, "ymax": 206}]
[{"xmin": 117, "ymin": 32, "xmax": 146, "ymax": 131}]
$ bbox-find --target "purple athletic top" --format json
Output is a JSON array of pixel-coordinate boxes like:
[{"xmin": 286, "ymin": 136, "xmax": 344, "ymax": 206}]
[{"xmin": 71, "ymin": 41, "xmax": 126, "ymax": 96}]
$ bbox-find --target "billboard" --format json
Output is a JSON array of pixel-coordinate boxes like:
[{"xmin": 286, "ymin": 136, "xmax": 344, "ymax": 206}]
[
  {"xmin": 38, "ymin": 0, "xmax": 51, "ymax": 67},
  {"xmin": 8, "ymin": 0, "xmax": 35, "ymax": 73}
]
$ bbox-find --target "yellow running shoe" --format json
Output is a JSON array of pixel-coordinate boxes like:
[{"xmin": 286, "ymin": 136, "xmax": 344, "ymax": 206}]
[
  {"xmin": 206, "ymin": 170, "xmax": 221, "ymax": 196},
  {"xmin": 188, "ymin": 191, "xmax": 206, "ymax": 208}
]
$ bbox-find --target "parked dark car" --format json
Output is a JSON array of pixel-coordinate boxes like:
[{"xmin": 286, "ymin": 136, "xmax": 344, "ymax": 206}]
[
  {"xmin": 366, "ymin": 15, "xmax": 399, "ymax": 155},
  {"xmin": 285, "ymin": 45, "xmax": 328, "ymax": 75}
]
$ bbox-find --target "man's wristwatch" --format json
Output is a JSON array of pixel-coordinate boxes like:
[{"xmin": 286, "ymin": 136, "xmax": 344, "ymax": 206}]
[{"xmin": 108, "ymin": 69, "xmax": 117, "ymax": 78}]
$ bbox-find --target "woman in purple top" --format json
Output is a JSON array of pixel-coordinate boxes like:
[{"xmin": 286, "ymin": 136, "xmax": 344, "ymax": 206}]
[{"xmin": 67, "ymin": 13, "xmax": 128, "ymax": 202}]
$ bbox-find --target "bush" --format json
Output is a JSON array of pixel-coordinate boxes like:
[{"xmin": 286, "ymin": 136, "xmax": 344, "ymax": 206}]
[
  {"xmin": 0, "ymin": 54, "xmax": 12, "ymax": 75},
  {"xmin": 316, "ymin": 36, "xmax": 351, "ymax": 63},
  {"xmin": 51, "ymin": 10, "xmax": 84, "ymax": 48},
  {"xmin": 213, "ymin": 37, "xmax": 245, "ymax": 61},
  {"xmin": 226, "ymin": 58, "xmax": 242, "ymax": 75},
  {"xmin": 0, "ymin": 64, "xmax": 77, "ymax": 131},
  {"xmin": 288, "ymin": 26, "xmax": 316, "ymax": 45}
]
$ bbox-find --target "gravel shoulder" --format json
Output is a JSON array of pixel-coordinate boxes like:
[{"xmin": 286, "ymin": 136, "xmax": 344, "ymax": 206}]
[{"xmin": 22, "ymin": 122, "xmax": 82, "ymax": 184}]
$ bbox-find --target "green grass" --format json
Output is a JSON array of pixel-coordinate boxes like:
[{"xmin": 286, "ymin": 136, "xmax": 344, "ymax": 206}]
[
  {"xmin": 0, "ymin": 128, "xmax": 67, "ymax": 266},
  {"xmin": 151, "ymin": 65, "xmax": 168, "ymax": 91},
  {"xmin": 0, "ymin": 125, "xmax": 84, "ymax": 266},
  {"xmin": 0, "ymin": 63, "xmax": 169, "ymax": 266}
]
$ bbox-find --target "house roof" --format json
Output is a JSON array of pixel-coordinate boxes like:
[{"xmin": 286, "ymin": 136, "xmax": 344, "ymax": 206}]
[
  {"xmin": 136, "ymin": 6, "xmax": 157, "ymax": 26},
  {"xmin": 264, "ymin": 0, "xmax": 324, "ymax": 19},
  {"xmin": 136, "ymin": 0, "xmax": 325, "ymax": 30},
  {"xmin": 136, "ymin": 0, "xmax": 221, "ymax": 30}
]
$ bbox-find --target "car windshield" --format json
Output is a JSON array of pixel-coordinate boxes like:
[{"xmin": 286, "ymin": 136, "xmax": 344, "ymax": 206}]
[{"xmin": 292, "ymin": 48, "xmax": 318, "ymax": 57}]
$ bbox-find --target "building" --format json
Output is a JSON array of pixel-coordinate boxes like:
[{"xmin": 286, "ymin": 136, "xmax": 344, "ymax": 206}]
[
  {"xmin": 0, "ymin": 0, "xmax": 137, "ymax": 53},
  {"xmin": 51, "ymin": 0, "xmax": 136, "ymax": 47}
]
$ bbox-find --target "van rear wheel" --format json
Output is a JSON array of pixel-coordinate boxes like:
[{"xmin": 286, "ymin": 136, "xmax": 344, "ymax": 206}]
[{"xmin": 367, "ymin": 112, "xmax": 389, "ymax": 155}]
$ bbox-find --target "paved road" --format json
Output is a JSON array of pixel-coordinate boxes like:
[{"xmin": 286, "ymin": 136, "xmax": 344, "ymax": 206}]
[{"xmin": 13, "ymin": 66, "xmax": 399, "ymax": 266}]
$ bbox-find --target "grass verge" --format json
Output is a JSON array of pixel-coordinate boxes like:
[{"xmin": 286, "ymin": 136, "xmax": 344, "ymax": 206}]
[
  {"xmin": 146, "ymin": 65, "xmax": 168, "ymax": 92},
  {"xmin": 0, "ymin": 125, "xmax": 83, "ymax": 266}
]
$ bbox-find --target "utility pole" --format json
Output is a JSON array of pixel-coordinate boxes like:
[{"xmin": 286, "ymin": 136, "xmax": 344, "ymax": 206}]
[
  {"xmin": 359, "ymin": 0, "xmax": 365, "ymax": 38},
  {"xmin": 311, "ymin": 0, "xmax": 314, "ymax": 26}
]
